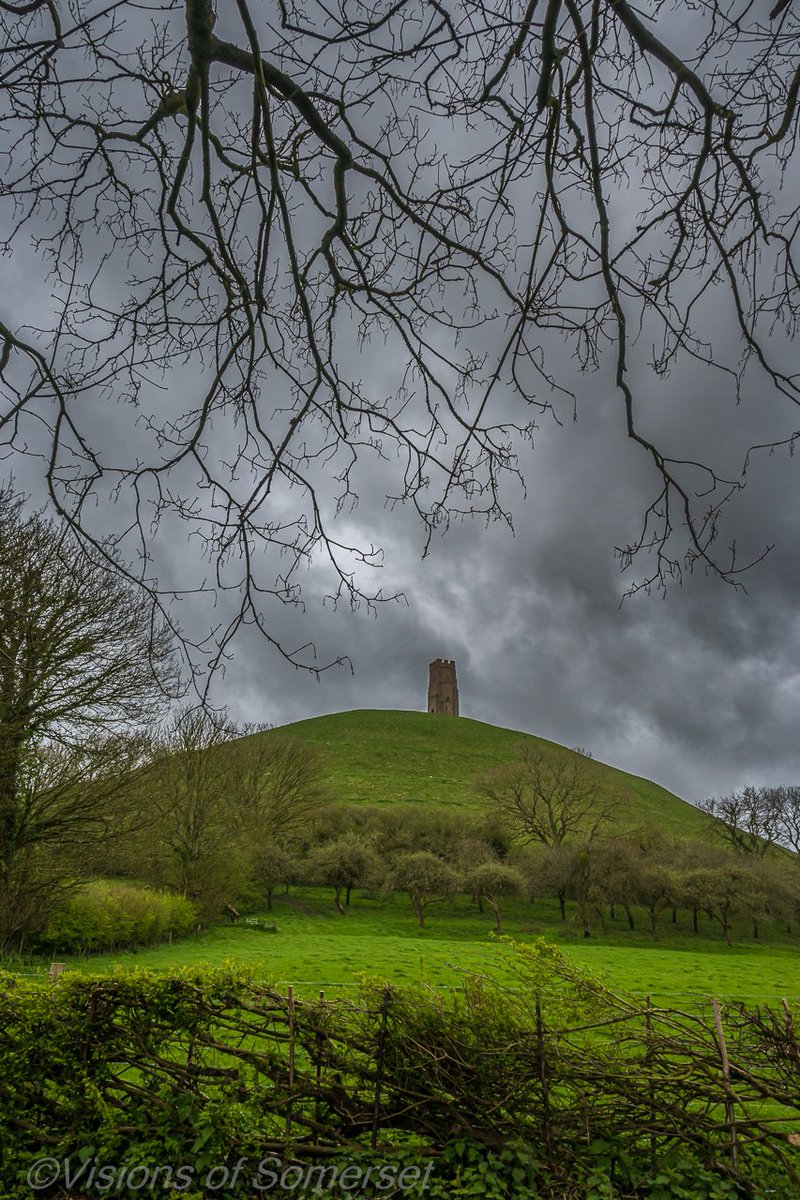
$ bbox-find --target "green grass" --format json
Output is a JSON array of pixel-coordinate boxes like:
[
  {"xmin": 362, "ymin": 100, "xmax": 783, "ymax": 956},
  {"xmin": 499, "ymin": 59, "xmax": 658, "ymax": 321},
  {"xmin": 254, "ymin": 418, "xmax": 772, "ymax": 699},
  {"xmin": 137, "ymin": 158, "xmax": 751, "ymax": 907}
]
[
  {"xmin": 246, "ymin": 709, "xmax": 712, "ymax": 838},
  {"xmin": 54, "ymin": 888, "xmax": 800, "ymax": 1004},
  {"xmin": 29, "ymin": 712, "xmax": 784, "ymax": 1005}
]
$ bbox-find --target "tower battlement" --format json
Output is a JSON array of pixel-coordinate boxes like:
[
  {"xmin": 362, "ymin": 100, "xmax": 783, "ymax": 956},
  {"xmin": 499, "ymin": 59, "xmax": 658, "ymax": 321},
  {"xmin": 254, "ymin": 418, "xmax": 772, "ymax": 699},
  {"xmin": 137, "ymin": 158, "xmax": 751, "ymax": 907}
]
[{"xmin": 427, "ymin": 658, "xmax": 459, "ymax": 716}]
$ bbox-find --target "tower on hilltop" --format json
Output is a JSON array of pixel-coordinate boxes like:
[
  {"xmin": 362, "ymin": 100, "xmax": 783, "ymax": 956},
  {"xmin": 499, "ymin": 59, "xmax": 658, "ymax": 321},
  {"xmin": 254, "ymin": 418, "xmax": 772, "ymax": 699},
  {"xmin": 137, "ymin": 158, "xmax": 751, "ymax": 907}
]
[{"xmin": 427, "ymin": 659, "xmax": 459, "ymax": 716}]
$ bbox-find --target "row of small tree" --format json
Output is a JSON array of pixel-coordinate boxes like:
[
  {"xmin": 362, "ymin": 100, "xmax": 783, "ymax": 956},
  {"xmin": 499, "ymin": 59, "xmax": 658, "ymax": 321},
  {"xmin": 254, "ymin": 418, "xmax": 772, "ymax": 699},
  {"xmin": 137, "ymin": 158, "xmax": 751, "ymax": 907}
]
[{"xmin": 245, "ymin": 823, "xmax": 800, "ymax": 942}]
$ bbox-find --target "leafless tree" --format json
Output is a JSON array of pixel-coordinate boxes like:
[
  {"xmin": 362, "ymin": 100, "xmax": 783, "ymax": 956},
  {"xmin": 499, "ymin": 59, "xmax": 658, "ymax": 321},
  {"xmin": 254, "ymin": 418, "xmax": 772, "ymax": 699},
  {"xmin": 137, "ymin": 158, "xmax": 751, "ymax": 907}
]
[
  {"xmin": 699, "ymin": 786, "xmax": 783, "ymax": 857},
  {"xmin": 142, "ymin": 707, "xmax": 244, "ymax": 904},
  {"xmin": 775, "ymin": 786, "xmax": 800, "ymax": 855},
  {"xmin": 478, "ymin": 741, "xmax": 617, "ymax": 847},
  {"xmin": 1, "ymin": 1, "xmax": 798, "ymax": 677},
  {"xmin": 229, "ymin": 729, "xmax": 326, "ymax": 846}
]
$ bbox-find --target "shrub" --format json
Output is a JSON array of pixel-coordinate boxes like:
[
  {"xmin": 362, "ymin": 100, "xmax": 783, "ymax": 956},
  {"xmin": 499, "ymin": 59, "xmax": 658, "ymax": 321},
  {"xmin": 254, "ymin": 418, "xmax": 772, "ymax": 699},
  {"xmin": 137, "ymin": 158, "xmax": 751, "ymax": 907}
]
[{"xmin": 38, "ymin": 881, "xmax": 197, "ymax": 955}]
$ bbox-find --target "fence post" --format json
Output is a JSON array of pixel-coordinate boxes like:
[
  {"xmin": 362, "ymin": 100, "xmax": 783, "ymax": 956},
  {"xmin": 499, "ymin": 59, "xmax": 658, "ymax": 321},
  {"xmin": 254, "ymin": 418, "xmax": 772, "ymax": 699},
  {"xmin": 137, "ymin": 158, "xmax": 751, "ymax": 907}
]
[
  {"xmin": 371, "ymin": 987, "xmax": 391, "ymax": 1150},
  {"xmin": 315, "ymin": 989, "xmax": 325, "ymax": 1129},
  {"xmin": 535, "ymin": 997, "xmax": 554, "ymax": 1162},
  {"xmin": 782, "ymin": 997, "xmax": 795, "ymax": 1042},
  {"xmin": 645, "ymin": 995, "xmax": 656, "ymax": 1167},
  {"xmin": 711, "ymin": 999, "xmax": 738, "ymax": 1169},
  {"xmin": 286, "ymin": 985, "xmax": 295, "ymax": 1138}
]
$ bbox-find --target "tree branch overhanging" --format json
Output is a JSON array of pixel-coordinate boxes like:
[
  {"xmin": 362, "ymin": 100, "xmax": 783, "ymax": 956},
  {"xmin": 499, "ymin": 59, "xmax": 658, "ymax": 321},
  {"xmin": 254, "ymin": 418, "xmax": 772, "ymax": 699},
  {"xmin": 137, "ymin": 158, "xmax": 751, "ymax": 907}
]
[{"xmin": 1, "ymin": 0, "xmax": 798, "ymax": 678}]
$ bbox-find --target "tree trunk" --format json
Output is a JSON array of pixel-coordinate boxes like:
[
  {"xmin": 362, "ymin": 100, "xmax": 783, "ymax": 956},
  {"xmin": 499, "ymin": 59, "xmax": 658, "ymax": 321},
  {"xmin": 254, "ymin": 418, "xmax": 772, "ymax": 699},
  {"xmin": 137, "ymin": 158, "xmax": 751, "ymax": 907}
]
[
  {"xmin": 623, "ymin": 904, "xmax": 635, "ymax": 931},
  {"xmin": 266, "ymin": 887, "xmax": 273, "ymax": 911},
  {"xmin": 558, "ymin": 890, "xmax": 566, "ymax": 921},
  {"xmin": 579, "ymin": 904, "xmax": 591, "ymax": 937},
  {"xmin": 671, "ymin": 907, "xmax": 678, "ymax": 925},
  {"xmin": 490, "ymin": 901, "xmax": 502, "ymax": 934},
  {"xmin": 415, "ymin": 902, "xmax": 425, "ymax": 929},
  {"xmin": 752, "ymin": 917, "xmax": 759, "ymax": 939},
  {"xmin": 0, "ymin": 747, "xmax": 22, "ymax": 851},
  {"xmin": 610, "ymin": 902, "xmax": 616, "ymax": 919},
  {"xmin": 345, "ymin": 883, "xmax": 352, "ymax": 907},
  {"xmin": 692, "ymin": 904, "xmax": 699, "ymax": 933},
  {"xmin": 334, "ymin": 888, "xmax": 345, "ymax": 915}
]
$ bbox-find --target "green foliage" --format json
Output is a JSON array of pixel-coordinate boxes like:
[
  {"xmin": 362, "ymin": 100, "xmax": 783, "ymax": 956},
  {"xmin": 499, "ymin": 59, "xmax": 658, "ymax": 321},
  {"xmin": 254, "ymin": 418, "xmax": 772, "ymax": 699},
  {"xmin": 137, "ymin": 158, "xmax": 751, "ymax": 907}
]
[
  {"xmin": 2, "ymin": 958, "xmax": 799, "ymax": 1200},
  {"xmin": 465, "ymin": 861, "xmax": 524, "ymax": 930},
  {"xmin": 37, "ymin": 881, "xmax": 197, "ymax": 954},
  {"xmin": 388, "ymin": 850, "xmax": 462, "ymax": 926},
  {"xmin": 307, "ymin": 831, "xmax": 381, "ymax": 911}
]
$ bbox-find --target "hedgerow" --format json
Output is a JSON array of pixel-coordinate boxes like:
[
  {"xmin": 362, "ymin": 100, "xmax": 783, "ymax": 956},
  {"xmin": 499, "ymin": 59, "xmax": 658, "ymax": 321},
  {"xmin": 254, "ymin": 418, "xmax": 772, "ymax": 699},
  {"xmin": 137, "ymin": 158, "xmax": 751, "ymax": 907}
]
[{"xmin": 1, "ymin": 943, "xmax": 798, "ymax": 1198}]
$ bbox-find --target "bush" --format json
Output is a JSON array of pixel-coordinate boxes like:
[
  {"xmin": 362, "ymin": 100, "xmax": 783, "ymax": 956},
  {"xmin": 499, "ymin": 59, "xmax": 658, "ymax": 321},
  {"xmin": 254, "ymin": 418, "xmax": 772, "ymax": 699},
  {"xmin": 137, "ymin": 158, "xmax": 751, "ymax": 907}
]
[{"xmin": 38, "ymin": 881, "xmax": 197, "ymax": 955}]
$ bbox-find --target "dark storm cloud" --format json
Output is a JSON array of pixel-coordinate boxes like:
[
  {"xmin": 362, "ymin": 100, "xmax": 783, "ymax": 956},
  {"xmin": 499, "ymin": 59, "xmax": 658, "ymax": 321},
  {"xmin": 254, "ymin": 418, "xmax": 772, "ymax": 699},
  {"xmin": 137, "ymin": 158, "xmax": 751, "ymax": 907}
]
[
  {"xmin": 196, "ymin": 357, "xmax": 800, "ymax": 806},
  {"xmin": 3, "ymin": 3, "xmax": 799, "ymax": 808}
]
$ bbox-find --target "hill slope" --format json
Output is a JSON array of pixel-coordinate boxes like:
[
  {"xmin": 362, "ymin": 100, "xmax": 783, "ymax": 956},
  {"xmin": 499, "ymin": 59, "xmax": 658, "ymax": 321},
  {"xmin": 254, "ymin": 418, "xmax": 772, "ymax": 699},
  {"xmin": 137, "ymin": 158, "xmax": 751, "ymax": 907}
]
[{"xmin": 258, "ymin": 710, "xmax": 710, "ymax": 839}]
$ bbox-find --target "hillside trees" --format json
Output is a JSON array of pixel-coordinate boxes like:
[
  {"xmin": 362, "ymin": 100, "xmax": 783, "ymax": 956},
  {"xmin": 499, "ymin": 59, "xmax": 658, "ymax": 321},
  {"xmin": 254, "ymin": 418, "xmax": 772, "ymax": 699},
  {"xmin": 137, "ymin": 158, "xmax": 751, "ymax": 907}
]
[
  {"xmin": 232, "ymin": 733, "xmax": 325, "ymax": 851},
  {"xmin": 701, "ymin": 786, "xmax": 800, "ymax": 858},
  {"xmin": 139, "ymin": 710, "xmax": 323, "ymax": 915},
  {"xmin": 2, "ymin": 3, "xmax": 799, "ymax": 674},
  {"xmin": 700, "ymin": 788, "xmax": 783, "ymax": 857},
  {"xmin": 478, "ymin": 744, "xmax": 617, "ymax": 849},
  {"xmin": 308, "ymin": 832, "xmax": 381, "ymax": 914},
  {"xmin": 680, "ymin": 862, "xmax": 768, "ymax": 948},
  {"xmin": 0, "ymin": 486, "xmax": 177, "ymax": 952},
  {"xmin": 775, "ymin": 788, "xmax": 800, "ymax": 855},
  {"xmin": 140, "ymin": 709, "xmax": 248, "ymax": 913},
  {"xmin": 251, "ymin": 843, "xmax": 296, "ymax": 913},
  {"xmin": 465, "ymin": 862, "xmax": 524, "ymax": 933},
  {"xmin": 388, "ymin": 852, "xmax": 461, "ymax": 929}
]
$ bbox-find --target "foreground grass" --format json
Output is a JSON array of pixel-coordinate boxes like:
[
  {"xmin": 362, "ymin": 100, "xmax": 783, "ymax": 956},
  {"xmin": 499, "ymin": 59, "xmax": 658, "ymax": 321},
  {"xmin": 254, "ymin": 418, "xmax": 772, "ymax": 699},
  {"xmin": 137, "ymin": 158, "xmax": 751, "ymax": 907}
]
[{"xmin": 51, "ymin": 889, "xmax": 800, "ymax": 1003}]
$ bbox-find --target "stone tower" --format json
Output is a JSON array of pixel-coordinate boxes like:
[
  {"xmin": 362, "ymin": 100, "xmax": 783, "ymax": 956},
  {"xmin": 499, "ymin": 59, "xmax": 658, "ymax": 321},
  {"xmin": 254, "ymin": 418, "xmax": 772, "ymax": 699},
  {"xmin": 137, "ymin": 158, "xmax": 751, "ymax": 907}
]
[{"xmin": 427, "ymin": 659, "xmax": 459, "ymax": 716}]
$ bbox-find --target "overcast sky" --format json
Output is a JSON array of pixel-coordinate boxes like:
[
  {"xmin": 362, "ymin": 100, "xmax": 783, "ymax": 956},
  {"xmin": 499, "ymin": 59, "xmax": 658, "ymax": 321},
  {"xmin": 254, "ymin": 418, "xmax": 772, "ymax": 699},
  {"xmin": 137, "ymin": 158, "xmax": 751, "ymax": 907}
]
[
  {"xmin": 3, "ymin": 2, "xmax": 799, "ymax": 807},
  {"xmin": 208, "ymin": 371, "xmax": 800, "ymax": 808}
]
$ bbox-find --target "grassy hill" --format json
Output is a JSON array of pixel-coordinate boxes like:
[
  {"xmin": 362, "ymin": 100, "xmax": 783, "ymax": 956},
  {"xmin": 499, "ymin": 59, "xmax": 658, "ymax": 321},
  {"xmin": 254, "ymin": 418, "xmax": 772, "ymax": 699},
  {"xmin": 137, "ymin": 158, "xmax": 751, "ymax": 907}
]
[{"xmin": 255, "ymin": 709, "xmax": 711, "ymax": 839}]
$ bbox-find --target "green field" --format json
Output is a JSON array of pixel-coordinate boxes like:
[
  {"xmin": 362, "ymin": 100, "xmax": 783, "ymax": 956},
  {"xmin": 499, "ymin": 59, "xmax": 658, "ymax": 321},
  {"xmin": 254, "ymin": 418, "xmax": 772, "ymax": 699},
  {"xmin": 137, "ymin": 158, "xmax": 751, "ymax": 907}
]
[
  {"xmin": 25, "ymin": 710, "xmax": 793, "ymax": 1006},
  {"xmin": 52, "ymin": 889, "xmax": 800, "ymax": 1004},
  {"xmin": 247, "ymin": 709, "xmax": 713, "ymax": 836}
]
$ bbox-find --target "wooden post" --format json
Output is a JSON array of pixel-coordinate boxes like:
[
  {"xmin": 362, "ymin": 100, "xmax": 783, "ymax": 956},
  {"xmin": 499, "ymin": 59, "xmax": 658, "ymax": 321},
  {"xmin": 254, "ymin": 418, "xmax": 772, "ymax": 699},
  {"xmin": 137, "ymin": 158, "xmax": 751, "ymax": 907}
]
[
  {"xmin": 315, "ymin": 990, "xmax": 324, "ymax": 1129},
  {"xmin": 371, "ymin": 987, "xmax": 391, "ymax": 1150},
  {"xmin": 535, "ymin": 997, "xmax": 553, "ymax": 1162},
  {"xmin": 712, "ymin": 999, "xmax": 738, "ymax": 1169},
  {"xmin": 48, "ymin": 962, "xmax": 65, "ymax": 982},
  {"xmin": 285, "ymin": 985, "xmax": 295, "ymax": 1138},
  {"xmin": 645, "ymin": 996, "xmax": 656, "ymax": 1166},
  {"xmin": 782, "ymin": 997, "xmax": 795, "ymax": 1043}
]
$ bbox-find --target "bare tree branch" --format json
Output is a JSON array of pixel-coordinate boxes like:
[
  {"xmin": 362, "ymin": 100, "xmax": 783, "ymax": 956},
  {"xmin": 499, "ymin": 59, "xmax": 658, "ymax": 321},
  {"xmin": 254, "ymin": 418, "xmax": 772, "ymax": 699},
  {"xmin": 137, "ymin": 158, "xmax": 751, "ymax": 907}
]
[{"xmin": 1, "ymin": 0, "xmax": 798, "ymax": 677}]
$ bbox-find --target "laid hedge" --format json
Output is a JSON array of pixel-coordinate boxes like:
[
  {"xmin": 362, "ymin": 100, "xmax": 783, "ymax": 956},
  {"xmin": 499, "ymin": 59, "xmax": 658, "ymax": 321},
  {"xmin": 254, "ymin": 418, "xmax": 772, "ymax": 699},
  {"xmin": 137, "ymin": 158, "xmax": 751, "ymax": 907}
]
[{"xmin": 1, "ymin": 943, "xmax": 799, "ymax": 1198}]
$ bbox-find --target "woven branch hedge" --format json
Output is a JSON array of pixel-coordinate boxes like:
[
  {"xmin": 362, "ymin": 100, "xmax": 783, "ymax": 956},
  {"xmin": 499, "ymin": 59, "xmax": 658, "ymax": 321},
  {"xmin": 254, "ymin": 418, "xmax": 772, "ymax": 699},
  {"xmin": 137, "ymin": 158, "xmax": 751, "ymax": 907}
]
[{"xmin": 2, "ymin": 942, "xmax": 800, "ymax": 1196}]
